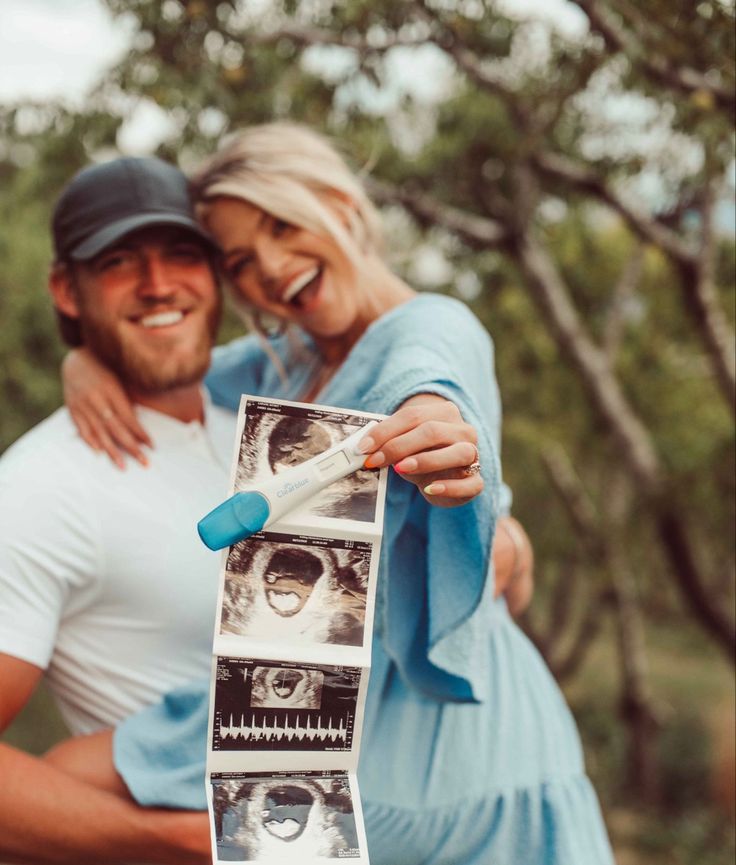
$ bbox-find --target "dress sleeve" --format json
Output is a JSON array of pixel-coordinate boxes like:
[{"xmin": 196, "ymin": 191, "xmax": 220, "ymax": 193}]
[
  {"xmin": 114, "ymin": 679, "xmax": 209, "ymax": 811},
  {"xmin": 357, "ymin": 299, "xmax": 504, "ymax": 703}
]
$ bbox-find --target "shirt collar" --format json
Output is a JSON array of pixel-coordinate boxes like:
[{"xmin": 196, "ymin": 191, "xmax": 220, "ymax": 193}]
[{"xmin": 134, "ymin": 389, "xmax": 236, "ymax": 461}]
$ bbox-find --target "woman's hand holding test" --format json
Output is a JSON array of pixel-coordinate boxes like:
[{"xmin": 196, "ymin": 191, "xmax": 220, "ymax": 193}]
[{"xmin": 357, "ymin": 393, "xmax": 483, "ymax": 508}]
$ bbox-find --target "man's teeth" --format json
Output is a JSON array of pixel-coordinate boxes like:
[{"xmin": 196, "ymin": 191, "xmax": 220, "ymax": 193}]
[
  {"xmin": 283, "ymin": 267, "xmax": 320, "ymax": 303},
  {"xmin": 140, "ymin": 310, "xmax": 184, "ymax": 328}
]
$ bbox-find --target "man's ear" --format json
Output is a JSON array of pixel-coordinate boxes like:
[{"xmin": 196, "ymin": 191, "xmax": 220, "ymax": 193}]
[{"xmin": 48, "ymin": 262, "xmax": 80, "ymax": 320}]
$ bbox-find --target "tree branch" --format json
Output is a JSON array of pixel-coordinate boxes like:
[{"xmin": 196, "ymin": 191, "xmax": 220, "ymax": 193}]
[
  {"xmin": 603, "ymin": 470, "xmax": 661, "ymax": 801},
  {"xmin": 533, "ymin": 270, "xmax": 735, "ymax": 659},
  {"xmin": 515, "ymin": 225, "xmax": 664, "ymax": 493},
  {"xmin": 410, "ymin": 0, "xmax": 527, "ymax": 120},
  {"xmin": 251, "ymin": 23, "xmax": 428, "ymax": 52},
  {"xmin": 657, "ymin": 507, "xmax": 736, "ymax": 659},
  {"xmin": 571, "ymin": 0, "xmax": 735, "ymax": 116},
  {"xmin": 546, "ymin": 556, "xmax": 581, "ymax": 643},
  {"xmin": 542, "ymin": 445, "xmax": 601, "ymax": 539},
  {"xmin": 535, "ymin": 152, "xmax": 735, "ymax": 412},
  {"xmin": 539, "ymin": 445, "xmax": 613, "ymax": 681},
  {"xmin": 553, "ymin": 589, "xmax": 611, "ymax": 682},
  {"xmin": 677, "ymin": 180, "xmax": 736, "ymax": 415},
  {"xmin": 533, "ymin": 151, "xmax": 695, "ymax": 264},
  {"xmin": 603, "ymin": 241, "xmax": 645, "ymax": 362},
  {"xmin": 542, "ymin": 446, "xmax": 662, "ymax": 799},
  {"xmin": 366, "ymin": 177, "xmax": 510, "ymax": 248}
]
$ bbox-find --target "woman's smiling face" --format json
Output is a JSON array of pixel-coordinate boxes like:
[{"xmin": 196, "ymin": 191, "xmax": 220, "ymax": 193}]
[{"xmin": 204, "ymin": 196, "xmax": 365, "ymax": 346}]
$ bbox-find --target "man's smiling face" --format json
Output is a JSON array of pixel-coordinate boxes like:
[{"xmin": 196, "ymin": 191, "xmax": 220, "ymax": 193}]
[{"xmin": 68, "ymin": 226, "xmax": 221, "ymax": 395}]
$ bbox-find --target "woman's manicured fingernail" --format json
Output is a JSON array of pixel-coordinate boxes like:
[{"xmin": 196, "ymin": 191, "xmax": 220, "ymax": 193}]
[
  {"xmin": 394, "ymin": 457, "xmax": 418, "ymax": 473},
  {"xmin": 424, "ymin": 483, "xmax": 446, "ymax": 496},
  {"xmin": 364, "ymin": 451, "xmax": 384, "ymax": 469},
  {"xmin": 357, "ymin": 436, "xmax": 375, "ymax": 454}
]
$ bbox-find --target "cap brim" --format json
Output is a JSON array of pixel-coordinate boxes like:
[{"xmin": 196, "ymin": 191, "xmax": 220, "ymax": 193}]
[{"xmin": 69, "ymin": 212, "xmax": 215, "ymax": 260}]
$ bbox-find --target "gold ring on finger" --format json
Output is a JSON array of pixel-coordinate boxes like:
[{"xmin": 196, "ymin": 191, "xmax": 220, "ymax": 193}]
[{"xmin": 461, "ymin": 442, "xmax": 481, "ymax": 477}]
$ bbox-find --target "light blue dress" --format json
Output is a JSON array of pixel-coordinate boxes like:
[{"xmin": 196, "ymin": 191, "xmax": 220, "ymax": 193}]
[{"xmin": 114, "ymin": 294, "xmax": 614, "ymax": 864}]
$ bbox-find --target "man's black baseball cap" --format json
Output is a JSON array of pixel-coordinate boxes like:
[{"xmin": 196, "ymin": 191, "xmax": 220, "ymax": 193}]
[{"xmin": 52, "ymin": 156, "xmax": 213, "ymax": 261}]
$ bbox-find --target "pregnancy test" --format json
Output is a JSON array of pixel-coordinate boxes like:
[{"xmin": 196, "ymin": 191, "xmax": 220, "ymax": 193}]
[{"xmin": 197, "ymin": 420, "xmax": 379, "ymax": 550}]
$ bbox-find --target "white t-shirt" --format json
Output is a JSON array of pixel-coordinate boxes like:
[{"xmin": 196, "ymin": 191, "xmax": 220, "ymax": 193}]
[{"xmin": 0, "ymin": 401, "xmax": 235, "ymax": 735}]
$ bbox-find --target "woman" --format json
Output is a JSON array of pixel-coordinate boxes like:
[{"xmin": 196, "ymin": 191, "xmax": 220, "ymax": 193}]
[{"xmin": 57, "ymin": 123, "xmax": 612, "ymax": 864}]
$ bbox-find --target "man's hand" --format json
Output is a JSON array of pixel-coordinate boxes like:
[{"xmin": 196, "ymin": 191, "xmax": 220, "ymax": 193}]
[
  {"xmin": 0, "ymin": 653, "xmax": 211, "ymax": 865},
  {"xmin": 492, "ymin": 516, "xmax": 534, "ymax": 617}
]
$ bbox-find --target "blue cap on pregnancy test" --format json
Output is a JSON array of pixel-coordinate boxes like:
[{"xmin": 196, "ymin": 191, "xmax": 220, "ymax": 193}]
[
  {"xmin": 197, "ymin": 491, "xmax": 270, "ymax": 550},
  {"xmin": 198, "ymin": 420, "xmax": 377, "ymax": 551}
]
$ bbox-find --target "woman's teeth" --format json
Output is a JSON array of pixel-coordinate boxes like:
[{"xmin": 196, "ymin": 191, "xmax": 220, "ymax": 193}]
[
  {"xmin": 139, "ymin": 310, "xmax": 184, "ymax": 328},
  {"xmin": 283, "ymin": 267, "xmax": 321, "ymax": 304}
]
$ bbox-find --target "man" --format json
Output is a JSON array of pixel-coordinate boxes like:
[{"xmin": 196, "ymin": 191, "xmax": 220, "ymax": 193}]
[
  {"xmin": 0, "ymin": 157, "xmax": 229, "ymax": 863},
  {"xmin": 0, "ymin": 156, "xmax": 533, "ymax": 864}
]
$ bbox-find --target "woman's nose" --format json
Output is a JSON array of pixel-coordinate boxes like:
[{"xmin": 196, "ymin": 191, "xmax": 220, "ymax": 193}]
[{"xmin": 253, "ymin": 235, "xmax": 290, "ymax": 283}]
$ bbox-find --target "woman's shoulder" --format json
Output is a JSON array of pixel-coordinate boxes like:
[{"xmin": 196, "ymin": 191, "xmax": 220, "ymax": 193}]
[
  {"xmin": 390, "ymin": 291, "xmax": 474, "ymax": 316},
  {"xmin": 367, "ymin": 293, "xmax": 494, "ymax": 367},
  {"xmin": 380, "ymin": 293, "xmax": 490, "ymax": 341}
]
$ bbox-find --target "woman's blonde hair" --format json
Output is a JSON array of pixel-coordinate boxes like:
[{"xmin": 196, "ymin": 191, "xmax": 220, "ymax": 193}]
[{"xmin": 190, "ymin": 122, "xmax": 384, "ymax": 264}]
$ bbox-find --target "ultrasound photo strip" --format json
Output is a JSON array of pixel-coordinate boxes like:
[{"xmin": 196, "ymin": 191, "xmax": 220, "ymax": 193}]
[
  {"xmin": 233, "ymin": 398, "xmax": 387, "ymax": 531},
  {"xmin": 214, "ymin": 659, "xmax": 361, "ymax": 751},
  {"xmin": 205, "ymin": 396, "xmax": 387, "ymax": 864},
  {"xmin": 208, "ymin": 770, "xmax": 367, "ymax": 864},
  {"xmin": 209, "ymin": 657, "xmax": 370, "ymax": 775},
  {"xmin": 216, "ymin": 531, "xmax": 378, "ymax": 660}
]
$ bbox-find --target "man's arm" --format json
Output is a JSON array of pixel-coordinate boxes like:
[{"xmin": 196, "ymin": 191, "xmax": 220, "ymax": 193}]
[
  {"xmin": 0, "ymin": 654, "xmax": 211, "ymax": 865},
  {"xmin": 492, "ymin": 516, "xmax": 534, "ymax": 616}
]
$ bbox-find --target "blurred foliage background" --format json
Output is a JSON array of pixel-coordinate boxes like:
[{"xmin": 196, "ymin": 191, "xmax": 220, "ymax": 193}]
[{"xmin": 1, "ymin": 1, "xmax": 734, "ymax": 863}]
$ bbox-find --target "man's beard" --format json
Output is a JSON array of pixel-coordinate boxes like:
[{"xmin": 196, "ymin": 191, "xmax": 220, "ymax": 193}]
[{"xmin": 79, "ymin": 299, "xmax": 222, "ymax": 395}]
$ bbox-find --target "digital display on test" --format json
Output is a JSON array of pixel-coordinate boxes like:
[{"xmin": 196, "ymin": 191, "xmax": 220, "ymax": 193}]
[{"xmin": 317, "ymin": 450, "xmax": 351, "ymax": 479}]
